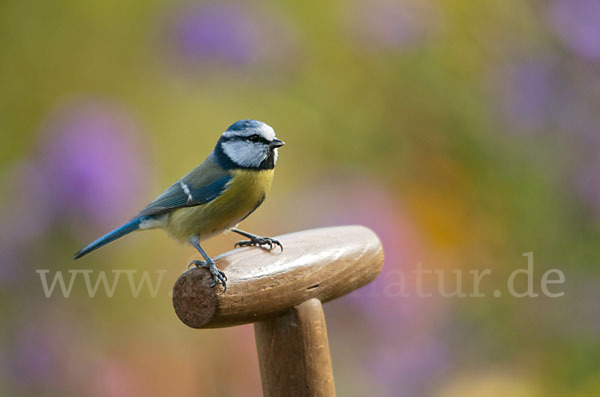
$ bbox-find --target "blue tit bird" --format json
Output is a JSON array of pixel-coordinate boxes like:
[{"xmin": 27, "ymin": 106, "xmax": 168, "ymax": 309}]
[{"xmin": 74, "ymin": 119, "xmax": 285, "ymax": 290}]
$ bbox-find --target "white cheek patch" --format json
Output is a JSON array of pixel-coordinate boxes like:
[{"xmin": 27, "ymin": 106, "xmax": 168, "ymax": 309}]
[{"xmin": 223, "ymin": 140, "xmax": 268, "ymax": 168}]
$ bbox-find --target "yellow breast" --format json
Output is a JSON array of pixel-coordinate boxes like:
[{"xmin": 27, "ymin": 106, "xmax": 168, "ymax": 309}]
[{"xmin": 166, "ymin": 169, "xmax": 274, "ymax": 242}]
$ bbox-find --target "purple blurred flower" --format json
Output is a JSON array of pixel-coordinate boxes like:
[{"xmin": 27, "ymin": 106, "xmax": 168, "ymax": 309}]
[
  {"xmin": 322, "ymin": 183, "xmax": 426, "ymax": 329},
  {"xmin": 368, "ymin": 338, "xmax": 448, "ymax": 397},
  {"xmin": 11, "ymin": 315, "xmax": 72, "ymax": 388},
  {"xmin": 168, "ymin": 3, "xmax": 260, "ymax": 66},
  {"xmin": 578, "ymin": 277, "xmax": 600, "ymax": 334},
  {"xmin": 549, "ymin": 0, "xmax": 600, "ymax": 61},
  {"xmin": 346, "ymin": 0, "xmax": 439, "ymax": 50},
  {"xmin": 0, "ymin": 101, "xmax": 147, "ymax": 279},
  {"xmin": 14, "ymin": 330, "xmax": 57, "ymax": 384},
  {"xmin": 0, "ymin": 246, "xmax": 18, "ymax": 282},
  {"xmin": 8, "ymin": 311, "xmax": 86, "ymax": 393},
  {"xmin": 494, "ymin": 56, "xmax": 600, "ymax": 150},
  {"xmin": 38, "ymin": 101, "xmax": 148, "ymax": 227},
  {"xmin": 496, "ymin": 59, "xmax": 560, "ymax": 131}
]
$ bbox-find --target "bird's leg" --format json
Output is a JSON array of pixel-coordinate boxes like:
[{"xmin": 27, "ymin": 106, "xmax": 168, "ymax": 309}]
[
  {"xmin": 188, "ymin": 236, "xmax": 227, "ymax": 290},
  {"xmin": 232, "ymin": 228, "xmax": 283, "ymax": 252}
]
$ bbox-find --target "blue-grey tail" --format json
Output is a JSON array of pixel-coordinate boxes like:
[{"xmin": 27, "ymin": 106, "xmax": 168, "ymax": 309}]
[{"xmin": 73, "ymin": 218, "xmax": 142, "ymax": 259}]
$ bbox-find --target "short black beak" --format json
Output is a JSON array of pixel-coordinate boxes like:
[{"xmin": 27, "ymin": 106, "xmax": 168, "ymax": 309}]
[{"xmin": 270, "ymin": 138, "xmax": 285, "ymax": 148}]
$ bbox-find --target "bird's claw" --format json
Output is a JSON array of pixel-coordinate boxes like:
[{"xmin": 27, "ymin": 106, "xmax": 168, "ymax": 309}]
[
  {"xmin": 188, "ymin": 260, "xmax": 205, "ymax": 270},
  {"xmin": 234, "ymin": 236, "xmax": 283, "ymax": 252},
  {"xmin": 188, "ymin": 260, "xmax": 228, "ymax": 291}
]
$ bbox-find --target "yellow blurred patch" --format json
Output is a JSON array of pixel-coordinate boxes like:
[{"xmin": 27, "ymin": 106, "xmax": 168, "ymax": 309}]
[{"xmin": 436, "ymin": 371, "xmax": 541, "ymax": 397}]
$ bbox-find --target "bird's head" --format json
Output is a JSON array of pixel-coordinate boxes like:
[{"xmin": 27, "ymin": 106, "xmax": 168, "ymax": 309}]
[{"xmin": 214, "ymin": 120, "xmax": 285, "ymax": 170}]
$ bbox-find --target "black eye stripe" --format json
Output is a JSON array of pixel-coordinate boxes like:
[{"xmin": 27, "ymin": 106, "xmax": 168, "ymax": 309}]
[
  {"xmin": 221, "ymin": 134, "xmax": 270, "ymax": 144},
  {"xmin": 244, "ymin": 134, "xmax": 269, "ymax": 144}
]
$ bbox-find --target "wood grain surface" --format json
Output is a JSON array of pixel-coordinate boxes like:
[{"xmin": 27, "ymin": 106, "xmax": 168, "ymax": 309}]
[
  {"xmin": 172, "ymin": 225, "xmax": 384, "ymax": 329},
  {"xmin": 254, "ymin": 299, "xmax": 336, "ymax": 397}
]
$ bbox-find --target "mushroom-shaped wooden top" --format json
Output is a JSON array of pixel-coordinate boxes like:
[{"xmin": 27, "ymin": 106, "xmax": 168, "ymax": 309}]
[{"xmin": 172, "ymin": 225, "xmax": 384, "ymax": 329}]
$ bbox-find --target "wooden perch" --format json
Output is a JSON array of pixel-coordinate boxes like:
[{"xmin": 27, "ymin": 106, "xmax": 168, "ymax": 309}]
[
  {"xmin": 173, "ymin": 225, "xmax": 383, "ymax": 328},
  {"xmin": 172, "ymin": 225, "xmax": 384, "ymax": 396}
]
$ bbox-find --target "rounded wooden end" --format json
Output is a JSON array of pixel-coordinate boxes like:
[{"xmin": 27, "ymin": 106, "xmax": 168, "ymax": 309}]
[{"xmin": 172, "ymin": 267, "xmax": 219, "ymax": 328}]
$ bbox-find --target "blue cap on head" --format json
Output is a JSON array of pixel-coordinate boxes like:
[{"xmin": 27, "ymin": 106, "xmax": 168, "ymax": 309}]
[
  {"xmin": 221, "ymin": 119, "xmax": 276, "ymax": 142},
  {"xmin": 226, "ymin": 119, "xmax": 264, "ymax": 132}
]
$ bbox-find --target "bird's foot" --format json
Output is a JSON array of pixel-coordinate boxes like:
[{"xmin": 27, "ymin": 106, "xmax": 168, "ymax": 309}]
[
  {"xmin": 234, "ymin": 235, "xmax": 283, "ymax": 252},
  {"xmin": 188, "ymin": 259, "xmax": 228, "ymax": 290}
]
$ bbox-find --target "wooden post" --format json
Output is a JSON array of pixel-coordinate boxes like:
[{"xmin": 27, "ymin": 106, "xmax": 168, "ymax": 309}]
[
  {"xmin": 172, "ymin": 226, "xmax": 383, "ymax": 396},
  {"xmin": 255, "ymin": 299, "xmax": 335, "ymax": 397}
]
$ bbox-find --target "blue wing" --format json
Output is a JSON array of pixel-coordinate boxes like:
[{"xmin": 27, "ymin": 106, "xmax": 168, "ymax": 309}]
[{"xmin": 137, "ymin": 174, "xmax": 231, "ymax": 217}]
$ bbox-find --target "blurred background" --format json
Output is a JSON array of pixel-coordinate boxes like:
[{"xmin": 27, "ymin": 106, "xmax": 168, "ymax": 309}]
[{"xmin": 1, "ymin": 0, "xmax": 599, "ymax": 396}]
